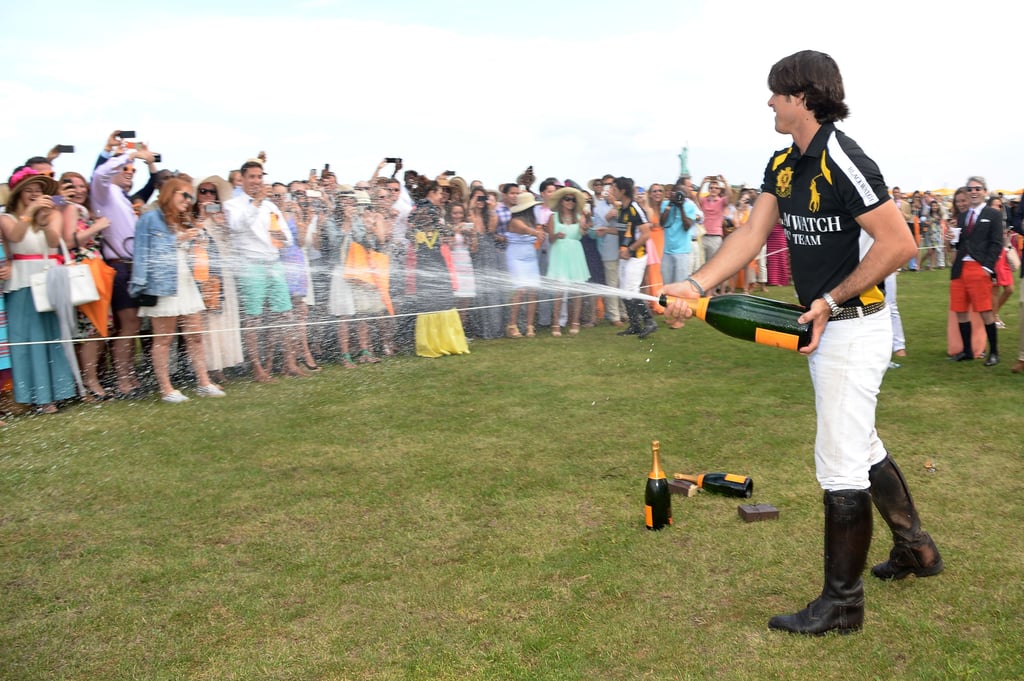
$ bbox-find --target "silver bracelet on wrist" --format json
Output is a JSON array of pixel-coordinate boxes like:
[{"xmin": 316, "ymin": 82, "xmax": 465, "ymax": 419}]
[{"xmin": 686, "ymin": 276, "xmax": 706, "ymax": 297}]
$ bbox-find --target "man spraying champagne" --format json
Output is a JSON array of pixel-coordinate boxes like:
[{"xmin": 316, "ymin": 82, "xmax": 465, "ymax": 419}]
[{"xmin": 663, "ymin": 50, "xmax": 943, "ymax": 636}]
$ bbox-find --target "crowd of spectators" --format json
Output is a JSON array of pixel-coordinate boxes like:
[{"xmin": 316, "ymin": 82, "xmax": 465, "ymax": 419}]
[{"xmin": 1, "ymin": 134, "xmax": 1021, "ymax": 421}]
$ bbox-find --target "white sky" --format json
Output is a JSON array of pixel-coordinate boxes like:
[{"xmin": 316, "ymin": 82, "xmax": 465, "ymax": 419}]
[{"xmin": 2, "ymin": 0, "xmax": 1021, "ymax": 193}]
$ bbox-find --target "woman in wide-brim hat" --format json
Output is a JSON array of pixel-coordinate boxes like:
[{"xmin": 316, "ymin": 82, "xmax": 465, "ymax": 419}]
[
  {"xmin": 544, "ymin": 187, "xmax": 592, "ymax": 336},
  {"xmin": 193, "ymin": 175, "xmax": 243, "ymax": 383},
  {"xmin": 0, "ymin": 167, "xmax": 78, "ymax": 414},
  {"xmin": 504, "ymin": 192, "xmax": 544, "ymax": 337}
]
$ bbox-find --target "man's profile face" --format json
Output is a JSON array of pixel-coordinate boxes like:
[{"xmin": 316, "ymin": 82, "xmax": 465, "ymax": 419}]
[{"xmin": 768, "ymin": 91, "xmax": 804, "ymax": 135}]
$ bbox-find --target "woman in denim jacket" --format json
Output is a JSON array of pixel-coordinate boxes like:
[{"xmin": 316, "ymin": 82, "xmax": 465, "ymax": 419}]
[{"xmin": 130, "ymin": 178, "xmax": 225, "ymax": 403}]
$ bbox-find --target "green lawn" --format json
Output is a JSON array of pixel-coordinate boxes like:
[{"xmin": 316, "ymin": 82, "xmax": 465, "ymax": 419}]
[{"xmin": 2, "ymin": 269, "xmax": 1022, "ymax": 680}]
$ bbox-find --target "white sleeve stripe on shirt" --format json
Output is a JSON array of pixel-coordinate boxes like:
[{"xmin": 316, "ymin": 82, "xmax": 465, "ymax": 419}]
[
  {"xmin": 826, "ymin": 132, "xmax": 880, "ymax": 207},
  {"xmin": 633, "ymin": 202, "xmax": 649, "ymax": 223}
]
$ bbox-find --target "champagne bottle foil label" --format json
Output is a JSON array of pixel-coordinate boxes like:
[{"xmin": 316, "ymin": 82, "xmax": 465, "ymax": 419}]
[
  {"xmin": 725, "ymin": 473, "xmax": 748, "ymax": 484},
  {"xmin": 754, "ymin": 328, "xmax": 800, "ymax": 352}
]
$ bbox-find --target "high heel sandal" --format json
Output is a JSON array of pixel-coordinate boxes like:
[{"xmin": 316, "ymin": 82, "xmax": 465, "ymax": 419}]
[
  {"xmin": 551, "ymin": 326, "xmax": 562, "ymax": 337},
  {"xmin": 356, "ymin": 349, "xmax": 380, "ymax": 364},
  {"xmin": 339, "ymin": 353, "xmax": 357, "ymax": 368},
  {"xmin": 525, "ymin": 325, "xmax": 536, "ymax": 338},
  {"xmin": 506, "ymin": 324, "xmax": 523, "ymax": 338},
  {"xmin": 568, "ymin": 323, "xmax": 580, "ymax": 336}
]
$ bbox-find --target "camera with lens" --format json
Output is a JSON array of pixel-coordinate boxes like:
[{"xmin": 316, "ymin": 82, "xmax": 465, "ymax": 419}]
[{"xmin": 671, "ymin": 191, "xmax": 686, "ymax": 204}]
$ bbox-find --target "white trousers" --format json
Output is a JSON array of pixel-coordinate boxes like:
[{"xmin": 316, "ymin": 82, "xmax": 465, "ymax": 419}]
[
  {"xmin": 618, "ymin": 256, "xmax": 647, "ymax": 295},
  {"xmin": 808, "ymin": 307, "xmax": 891, "ymax": 491}
]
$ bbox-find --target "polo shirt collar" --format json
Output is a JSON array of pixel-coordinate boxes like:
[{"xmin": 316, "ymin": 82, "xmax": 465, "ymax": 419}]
[{"xmin": 791, "ymin": 122, "xmax": 835, "ymax": 161}]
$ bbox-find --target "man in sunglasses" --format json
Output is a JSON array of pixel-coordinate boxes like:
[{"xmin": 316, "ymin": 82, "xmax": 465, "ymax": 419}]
[
  {"xmin": 949, "ymin": 177, "xmax": 1004, "ymax": 365},
  {"xmin": 90, "ymin": 132, "xmax": 160, "ymax": 397}
]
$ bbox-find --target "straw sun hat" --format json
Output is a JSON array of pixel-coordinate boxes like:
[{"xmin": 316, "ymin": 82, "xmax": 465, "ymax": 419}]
[
  {"xmin": 510, "ymin": 192, "xmax": 540, "ymax": 214},
  {"xmin": 546, "ymin": 186, "xmax": 587, "ymax": 210}
]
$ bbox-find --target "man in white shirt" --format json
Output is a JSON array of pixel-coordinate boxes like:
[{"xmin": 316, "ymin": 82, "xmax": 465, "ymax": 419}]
[{"xmin": 224, "ymin": 160, "xmax": 307, "ymax": 381}]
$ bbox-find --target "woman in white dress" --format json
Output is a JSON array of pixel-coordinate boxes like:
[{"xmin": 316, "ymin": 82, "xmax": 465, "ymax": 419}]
[
  {"xmin": 129, "ymin": 178, "xmax": 225, "ymax": 403},
  {"xmin": 194, "ymin": 176, "xmax": 243, "ymax": 383}
]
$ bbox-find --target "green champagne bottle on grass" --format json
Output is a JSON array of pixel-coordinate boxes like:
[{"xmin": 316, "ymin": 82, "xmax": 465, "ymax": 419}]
[{"xmin": 645, "ymin": 441, "xmax": 671, "ymax": 531}]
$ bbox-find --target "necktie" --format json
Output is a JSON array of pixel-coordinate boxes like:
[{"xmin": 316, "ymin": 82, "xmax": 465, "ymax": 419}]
[{"xmin": 966, "ymin": 209, "xmax": 976, "ymax": 234}]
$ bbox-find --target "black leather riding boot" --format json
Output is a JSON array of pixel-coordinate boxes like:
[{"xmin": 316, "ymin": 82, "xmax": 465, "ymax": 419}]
[
  {"xmin": 616, "ymin": 300, "xmax": 641, "ymax": 335},
  {"xmin": 637, "ymin": 301, "xmax": 658, "ymax": 339},
  {"xmin": 868, "ymin": 454, "xmax": 944, "ymax": 580},
  {"xmin": 768, "ymin": 489, "xmax": 872, "ymax": 635}
]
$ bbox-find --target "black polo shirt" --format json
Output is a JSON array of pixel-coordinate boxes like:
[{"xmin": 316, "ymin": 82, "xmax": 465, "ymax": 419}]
[
  {"xmin": 761, "ymin": 122, "xmax": 890, "ymax": 308},
  {"xmin": 618, "ymin": 201, "xmax": 649, "ymax": 258}
]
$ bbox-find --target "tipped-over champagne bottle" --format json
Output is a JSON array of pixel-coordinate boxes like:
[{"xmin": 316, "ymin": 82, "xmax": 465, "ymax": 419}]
[
  {"xmin": 673, "ymin": 472, "xmax": 754, "ymax": 498},
  {"xmin": 645, "ymin": 440, "xmax": 672, "ymax": 530},
  {"xmin": 658, "ymin": 293, "xmax": 811, "ymax": 352}
]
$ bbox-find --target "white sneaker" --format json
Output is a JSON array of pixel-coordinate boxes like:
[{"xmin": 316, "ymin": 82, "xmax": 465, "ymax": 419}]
[
  {"xmin": 161, "ymin": 390, "xmax": 190, "ymax": 404},
  {"xmin": 195, "ymin": 384, "xmax": 226, "ymax": 398}
]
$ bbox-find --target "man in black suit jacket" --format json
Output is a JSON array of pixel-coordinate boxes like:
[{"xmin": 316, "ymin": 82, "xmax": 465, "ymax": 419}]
[{"xmin": 949, "ymin": 176, "xmax": 1004, "ymax": 365}]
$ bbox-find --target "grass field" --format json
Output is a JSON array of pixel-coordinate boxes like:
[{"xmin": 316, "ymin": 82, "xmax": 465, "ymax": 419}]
[{"xmin": 2, "ymin": 269, "xmax": 1022, "ymax": 680}]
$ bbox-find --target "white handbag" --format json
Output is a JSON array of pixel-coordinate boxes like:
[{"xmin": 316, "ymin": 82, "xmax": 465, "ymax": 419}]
[{"xmin": 29, "ymin": 239, "xmax": 100, "ymax": 312}]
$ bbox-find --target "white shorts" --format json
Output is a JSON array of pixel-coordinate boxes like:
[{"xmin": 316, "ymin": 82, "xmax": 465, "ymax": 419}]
[{"xmin": 808, "ymin": 306, "xmax": 891, "ymax": 491}]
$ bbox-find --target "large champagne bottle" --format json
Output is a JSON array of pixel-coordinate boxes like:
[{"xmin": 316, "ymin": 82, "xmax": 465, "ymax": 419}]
[
  {"xmin": 673, "ymin": 472, "xmax": 754, "ymax": 498},
  {"xmin": 658, "ymin": 294, "xmax": 810, "ymax": 352},
  {"xmin": 645, "ymin": 440, "xmax": 672, "ymax": 530}
]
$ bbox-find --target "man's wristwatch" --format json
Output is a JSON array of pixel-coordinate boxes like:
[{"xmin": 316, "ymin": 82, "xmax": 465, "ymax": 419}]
[{"xmin": 822, "ymin": 292, "xmax": 841, "ymax": 318}]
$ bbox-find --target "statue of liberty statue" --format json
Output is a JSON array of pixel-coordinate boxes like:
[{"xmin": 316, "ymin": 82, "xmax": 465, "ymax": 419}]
[{"xmin": 677, "ymin": 145, "xmax": 690, "ymax": 178}]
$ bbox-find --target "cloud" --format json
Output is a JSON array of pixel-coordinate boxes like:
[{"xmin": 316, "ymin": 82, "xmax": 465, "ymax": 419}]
[{"xmin": 1, "ymin": 1, "xmax": 1021, "ymax": 192}]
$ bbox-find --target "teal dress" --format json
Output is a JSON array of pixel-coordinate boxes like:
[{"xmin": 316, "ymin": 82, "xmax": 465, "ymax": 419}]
[{"xmin": 545, "ymin": 214, "xmax": 590, "ymax": 282}]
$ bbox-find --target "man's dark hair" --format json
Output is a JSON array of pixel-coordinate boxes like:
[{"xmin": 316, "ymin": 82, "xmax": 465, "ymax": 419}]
[
  {"xmin": 767, "ymin": 50, "xmax": 850, "ymax": 123},
  {"xmin": 613, "ymin": 176, "xmax": 635, "ymax": 200},
  {"xmin": 500, "ymin": 182, "xmax": 518, "ymax": 194},
  {"xmin": 539, "ymin": 177, "xmax": 560, "ymax": 193},
  {"xmin": 25, "ymin": 156, "xmax": 50, "ymax": 166},
  {"xmin": 240, "ymin": 161, "xmax": 264, "ymax": 175}
]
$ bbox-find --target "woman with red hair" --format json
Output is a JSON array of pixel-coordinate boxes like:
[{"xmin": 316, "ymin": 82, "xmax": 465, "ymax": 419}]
[{"xmin": 130, "ymin": 178, "xmax": 225, "ymax": 403}]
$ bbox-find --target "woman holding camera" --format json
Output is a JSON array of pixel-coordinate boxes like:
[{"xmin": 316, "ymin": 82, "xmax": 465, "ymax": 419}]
[
  {"xmin": 0, "ymin": 167, "xmax": 77, "ymax": 413},
  {"xmin": 130, "ymin": 178, "xmax": 225, "ymax": 402},
  {"xmin": 468, "ymin": 188, "xmax": 506, "ymax": 340},
  {"xmin": 58, "ymin": 171, "xmax": 114, "ymax": 400},
  {"xmin": 194, "ymin": 175, "xmax": 243, "ymax": 383}
]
